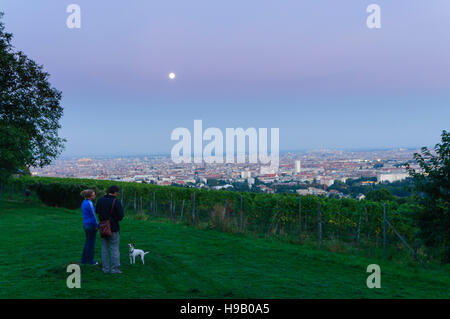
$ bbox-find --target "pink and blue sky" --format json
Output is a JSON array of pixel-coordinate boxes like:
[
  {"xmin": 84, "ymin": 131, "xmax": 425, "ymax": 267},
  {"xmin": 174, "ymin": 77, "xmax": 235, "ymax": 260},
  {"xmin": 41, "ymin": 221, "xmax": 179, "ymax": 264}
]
[{"xmin": 2, "ymin": 0, "xmax": 450, "ymax": 156}]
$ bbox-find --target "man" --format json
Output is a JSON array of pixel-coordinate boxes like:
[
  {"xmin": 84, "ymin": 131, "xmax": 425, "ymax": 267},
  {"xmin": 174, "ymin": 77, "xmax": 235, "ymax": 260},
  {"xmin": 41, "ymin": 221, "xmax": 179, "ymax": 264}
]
[{"xmin": 96, "ymin": 185, "xmax": 124, "ymax": 273}]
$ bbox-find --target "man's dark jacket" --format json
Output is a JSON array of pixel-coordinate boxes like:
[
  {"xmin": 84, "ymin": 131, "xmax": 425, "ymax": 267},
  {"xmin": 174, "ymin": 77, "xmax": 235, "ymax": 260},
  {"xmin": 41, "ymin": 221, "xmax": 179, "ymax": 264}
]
[{"xmin": 96, "ymin": 194, "xmax": 124, "ymax": 233}]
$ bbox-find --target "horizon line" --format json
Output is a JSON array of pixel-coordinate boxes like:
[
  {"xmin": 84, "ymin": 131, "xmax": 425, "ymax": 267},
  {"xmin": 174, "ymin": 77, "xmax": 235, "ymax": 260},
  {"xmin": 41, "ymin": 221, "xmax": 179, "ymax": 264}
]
[{"xmin": 58, "ymin": 146, "xmax": 423, "ymax": 159}]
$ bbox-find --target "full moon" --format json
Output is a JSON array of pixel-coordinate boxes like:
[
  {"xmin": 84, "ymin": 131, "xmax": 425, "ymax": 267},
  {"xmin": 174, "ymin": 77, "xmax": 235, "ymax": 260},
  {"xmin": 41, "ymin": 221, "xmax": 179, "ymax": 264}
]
[{"xmin": 168, "ymin": 72, "xmax": 176, "ymax": 80}]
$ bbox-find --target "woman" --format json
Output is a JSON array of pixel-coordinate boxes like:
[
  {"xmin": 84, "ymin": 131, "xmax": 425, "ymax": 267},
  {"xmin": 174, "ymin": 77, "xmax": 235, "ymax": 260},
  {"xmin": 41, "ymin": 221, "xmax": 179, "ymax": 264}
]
[{"xmin": 80, "ymin": 189, "xmax": 99, "ymax": 265}]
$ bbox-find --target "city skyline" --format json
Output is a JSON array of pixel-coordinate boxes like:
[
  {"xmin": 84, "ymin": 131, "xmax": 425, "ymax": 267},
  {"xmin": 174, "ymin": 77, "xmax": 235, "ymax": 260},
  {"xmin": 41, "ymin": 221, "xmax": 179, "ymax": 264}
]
[
  {"xmin": 32, "ymin": 148, "xmax": 417, "ymax": 199},
  {"xmin": 2, "ymin": 1, "xmax": 449, "ymax": 157}
]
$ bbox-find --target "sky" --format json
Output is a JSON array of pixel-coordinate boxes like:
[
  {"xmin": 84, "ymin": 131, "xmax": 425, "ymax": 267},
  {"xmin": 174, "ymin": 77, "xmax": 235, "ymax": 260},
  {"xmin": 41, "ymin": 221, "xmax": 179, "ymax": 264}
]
[{"xmin": 2, "ymin": 0, "xmax": 450, "ymax": 156}]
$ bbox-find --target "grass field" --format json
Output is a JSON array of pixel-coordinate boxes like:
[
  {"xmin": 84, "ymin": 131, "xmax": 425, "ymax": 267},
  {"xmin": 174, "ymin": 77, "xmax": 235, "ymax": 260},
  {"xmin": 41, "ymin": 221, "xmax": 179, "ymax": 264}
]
[{"xmin": 0, "ymin": 198, "xmax": 448, "ymax": 299}]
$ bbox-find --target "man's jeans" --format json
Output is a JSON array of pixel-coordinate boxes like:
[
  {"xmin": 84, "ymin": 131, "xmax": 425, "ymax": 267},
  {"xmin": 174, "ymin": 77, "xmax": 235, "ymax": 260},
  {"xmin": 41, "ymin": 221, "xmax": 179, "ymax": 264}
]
[
  {"xmin": 101, "ymin": 232, "xmax": 120, "ymax": 273},
  {"xmin": 81, "ymin": 224, "xmax": 97, "ymax": 264}
]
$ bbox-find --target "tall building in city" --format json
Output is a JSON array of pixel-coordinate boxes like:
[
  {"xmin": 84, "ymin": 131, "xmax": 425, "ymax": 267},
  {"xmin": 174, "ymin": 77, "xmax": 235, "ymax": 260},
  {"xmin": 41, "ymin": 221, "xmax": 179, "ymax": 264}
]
[{"xmin": 295, "ymin": 160, "xmax": 301, "ymax": 174}]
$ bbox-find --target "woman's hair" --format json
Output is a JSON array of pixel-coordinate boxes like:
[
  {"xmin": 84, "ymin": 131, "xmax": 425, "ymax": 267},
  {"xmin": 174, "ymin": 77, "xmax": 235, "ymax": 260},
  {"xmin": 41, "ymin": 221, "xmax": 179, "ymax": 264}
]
[{"xmin": 80, "ymin": 189, "xmax": 95, "ymax": 199}]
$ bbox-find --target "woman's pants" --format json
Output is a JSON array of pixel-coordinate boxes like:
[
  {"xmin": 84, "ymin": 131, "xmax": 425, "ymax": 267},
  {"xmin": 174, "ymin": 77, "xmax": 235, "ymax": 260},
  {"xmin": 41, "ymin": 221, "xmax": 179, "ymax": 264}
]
[
  {"xmin": 100, "ymin": 232, "xmax": 120, "ymax": 273},
  {"xmin": 81, "ymin": 224, "xmax": 97, "ymax": 264}
]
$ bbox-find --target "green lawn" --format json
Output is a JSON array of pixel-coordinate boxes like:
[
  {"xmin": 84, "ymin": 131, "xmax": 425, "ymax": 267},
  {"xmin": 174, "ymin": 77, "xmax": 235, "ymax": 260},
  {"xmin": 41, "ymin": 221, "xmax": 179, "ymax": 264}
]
[{"xmin": 0, "ymin": 198, "xmax": 448, "ymax": 299}]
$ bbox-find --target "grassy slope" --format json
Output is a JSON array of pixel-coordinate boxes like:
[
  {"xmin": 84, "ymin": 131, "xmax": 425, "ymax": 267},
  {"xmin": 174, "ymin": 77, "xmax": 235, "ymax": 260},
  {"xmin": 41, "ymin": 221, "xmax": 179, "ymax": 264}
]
[{"xmin": 0, "ymin": 199, "xmax": 448, "ymax": 299}]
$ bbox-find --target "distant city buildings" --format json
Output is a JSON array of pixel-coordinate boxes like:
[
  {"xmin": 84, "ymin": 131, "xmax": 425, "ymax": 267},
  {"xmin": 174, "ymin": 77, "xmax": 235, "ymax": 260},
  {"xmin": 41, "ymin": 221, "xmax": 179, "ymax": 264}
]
[
  {"xmin": 31, "ymin": 148, "xmax": 418, "ymax": 198},
  {"xmin": 378, "ymin": 172, "xmax": 409, "ymax": 183},
  {"xmin": 241, "ymin": 171, "xmax": 252, "ymax": 179},
  {"xmin": 297, "ymin": 187, "xmax": 326, "ymax": 196},
  {"xmin": 77, "ymin": 158, "xmax": 93, "ymax": 166},
  {"xmin": 295, "ymin": 160, "xmax": 301, "ymax": 174}
]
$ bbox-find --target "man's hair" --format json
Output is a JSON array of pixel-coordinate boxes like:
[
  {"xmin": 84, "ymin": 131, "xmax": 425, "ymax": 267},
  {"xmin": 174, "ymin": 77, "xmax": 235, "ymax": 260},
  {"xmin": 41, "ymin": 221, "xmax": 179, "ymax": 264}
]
[{"xmin": 108, "ymin": 185, "xmax": 119, "ymax": 194}]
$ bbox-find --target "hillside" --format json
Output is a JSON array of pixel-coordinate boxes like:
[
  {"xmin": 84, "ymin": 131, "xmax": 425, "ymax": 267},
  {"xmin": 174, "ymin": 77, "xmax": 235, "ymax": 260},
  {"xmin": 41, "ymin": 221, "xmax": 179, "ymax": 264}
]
[{"xmin": 0, "ymin": 199, "xmax": 448, "ymax": 299}]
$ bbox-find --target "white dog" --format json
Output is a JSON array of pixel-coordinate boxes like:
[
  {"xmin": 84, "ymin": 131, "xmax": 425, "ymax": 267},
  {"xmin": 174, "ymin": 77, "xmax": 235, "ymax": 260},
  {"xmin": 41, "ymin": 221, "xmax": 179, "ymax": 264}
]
[{"xmin": 128, "ymin": 243, "xmax": 149, "ymax": 264}]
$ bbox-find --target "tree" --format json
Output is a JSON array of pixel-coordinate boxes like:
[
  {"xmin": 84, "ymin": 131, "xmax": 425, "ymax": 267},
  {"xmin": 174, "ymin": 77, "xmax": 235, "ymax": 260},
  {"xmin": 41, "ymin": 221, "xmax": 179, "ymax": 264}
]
[
  {"xmin": 0, "ymin": 125, "xmax": 32, "ymax": 181},
  {"xmin": 0, "ymin": 12, "xmax": 65, "ymax": 182},
  {"xmin": 366, "ymin": 189, "xmax": 396, "ymax": 202},
  {"xmin": 406, "ymin": 130, "xmax": 449, "ymax": 263},
  {"xmin": 374, "ymin": 163, "xmax": 384, "ymax": 169}
]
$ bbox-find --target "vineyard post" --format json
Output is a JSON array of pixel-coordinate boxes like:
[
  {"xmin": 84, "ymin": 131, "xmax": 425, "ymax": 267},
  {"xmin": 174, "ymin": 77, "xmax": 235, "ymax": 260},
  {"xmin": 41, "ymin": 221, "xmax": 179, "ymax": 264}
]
[
  {"xmin": 355, "ymin": 210, "xmax": 361, "ymax": 245},
  {"xmin": 223, "ymin": 199, "xmax": 228, "ymax": 220},
  {"xmin": 181, "ymin": 199, "xmax": 185, "ymax": 220},
  {"xmin": 197, "ymin": 196, "xmax": 200, "ymax": 225},
  {"xmin": 298, "ymin": 196, "xmax": 302, "ymax": 243},
  {"xmin": 304, "ymin": 207, "xmax": 308, "ymax": 234},
  {"xmin": 317, "ymin": 202, "xmax": 322, "ymax": 246},
  {"xmin": 148, "ymin": 192, "xmax": 153, "ymax": 213},
  {"xmin": 240, "ymin": 195, "xmax": 243, "ymax": 232},
  {"xmin": 140, "ymin": 196, "xmax": 142, "ymax": 212},
  {"xmin": 120, "ymin": 187, "xmax": 123, "ymax": 201},
  {"xmin": 383, "ymin": 202, "xmax": 387, "ymax": 259},
  {"xmin": 170, "ymin": 192, "xmax": 173, "ymax": 218},
  {"xmin": 195, "ymin": 194, "xmax": 199, "ymax": 224},
  {"xmin": 365, "ymin": 206, "xmax": 369, "ymax": 240},
  {"xmin": 172, "ymin": 194, "xmax": 176, "ymax": 219},
  {"xmin": 153, "ymin": 192, "xmax": 156, "ymax": 215},
  {"xmin": 385, "ymin": 219, "xmax": 427, "ymax": 267},
  {"xmin": 277, "ymin": 199, "xmax": 281, "ymax": 235},
  {"xmin": 192, "ymin": 193, "xmax": 196, "ymax": 225},
  {"xmin": 133, "ymin": 191, "xmax": 136, "ymax": 211},
  {"xmin": 172, "ymin": 203, "xmax": 176, "ymax": 220}
]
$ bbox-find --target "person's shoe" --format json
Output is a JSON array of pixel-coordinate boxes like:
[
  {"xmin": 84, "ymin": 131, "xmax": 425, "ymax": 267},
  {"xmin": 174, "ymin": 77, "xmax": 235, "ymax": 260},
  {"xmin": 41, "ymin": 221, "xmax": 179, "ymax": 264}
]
[
  {"xmin": 110, "ymin": 270, "xmax": 122, "ymax": 274},
  {"xmin": 102, "ymin": 269, "xmax": 110, "ymax": 273}
]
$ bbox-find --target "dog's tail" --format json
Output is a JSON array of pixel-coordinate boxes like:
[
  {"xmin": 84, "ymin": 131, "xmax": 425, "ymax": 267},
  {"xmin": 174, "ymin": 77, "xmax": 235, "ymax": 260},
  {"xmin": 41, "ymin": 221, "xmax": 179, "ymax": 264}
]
[{"xmin": 144, "ymin": 251, "xmax": 150, "ymax": 255}]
